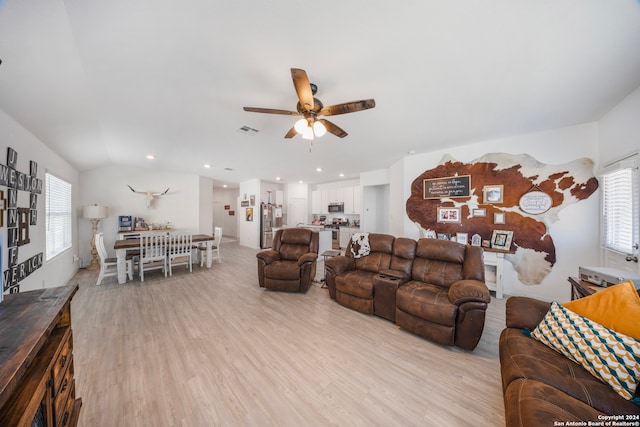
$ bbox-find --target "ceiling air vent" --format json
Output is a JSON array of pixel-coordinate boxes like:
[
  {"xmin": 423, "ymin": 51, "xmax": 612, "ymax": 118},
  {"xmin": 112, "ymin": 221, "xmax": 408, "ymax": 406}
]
[{"xmin": 237, "ymin": 125, "xmax": 259, "ymax": 135}]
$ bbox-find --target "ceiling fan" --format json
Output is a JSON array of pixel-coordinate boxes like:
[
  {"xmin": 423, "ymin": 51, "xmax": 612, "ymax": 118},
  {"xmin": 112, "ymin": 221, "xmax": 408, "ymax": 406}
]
[{"xmin": 243, "ymin": 68, "xmax": 375, "ymax": 140}]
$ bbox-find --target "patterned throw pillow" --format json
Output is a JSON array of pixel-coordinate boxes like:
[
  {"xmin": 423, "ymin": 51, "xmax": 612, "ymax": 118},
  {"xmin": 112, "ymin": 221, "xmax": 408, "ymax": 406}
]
[
  {"xmin": 527, "ymin": 301, "xmax": 640, "ymax": 404},
  {"xmin": 350, "ymin": 233, "xmax": 371, "ymax": 259}
]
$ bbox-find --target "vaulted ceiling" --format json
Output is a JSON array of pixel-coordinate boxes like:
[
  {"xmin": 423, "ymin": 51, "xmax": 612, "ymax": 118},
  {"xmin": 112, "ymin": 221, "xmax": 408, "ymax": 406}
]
[{"xmin": 1, "ymin": 1, "xmax": 639, "ymax": 187}]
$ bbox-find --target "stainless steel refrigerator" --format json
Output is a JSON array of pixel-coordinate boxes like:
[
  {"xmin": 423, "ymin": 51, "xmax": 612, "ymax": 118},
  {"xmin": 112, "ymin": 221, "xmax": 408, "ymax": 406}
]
[{"xmin": 260, "ymin": 203, "xmax": 283, "ymax": 248}]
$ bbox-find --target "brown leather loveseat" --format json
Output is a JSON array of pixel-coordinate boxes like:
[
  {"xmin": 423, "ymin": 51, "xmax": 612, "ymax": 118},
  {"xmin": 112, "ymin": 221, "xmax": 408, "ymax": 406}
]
[
  {"xmin": 256, "ymin": 228, "xmax": 319, "ymax": 292},
  {"xmin": 325, "ymin": 233, "xmax": 490, "ymax": 350}
]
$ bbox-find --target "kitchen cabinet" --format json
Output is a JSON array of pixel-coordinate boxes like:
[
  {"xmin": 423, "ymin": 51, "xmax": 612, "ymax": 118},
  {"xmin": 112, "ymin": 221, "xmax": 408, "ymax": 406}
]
[
  {"xmin": 311, "ymin": 191, "xmax": 322, "ymax": 214},
  {"xmin": 320, "ymin": 190, "xmax": 330, "ymax": 212},
  {"xmin": 343, "ymin": 186, "xmax": 362, "ymax": 214},
  {"xmin": 329, "ymin": 188, "xmax": 344, "ymax": 203}
]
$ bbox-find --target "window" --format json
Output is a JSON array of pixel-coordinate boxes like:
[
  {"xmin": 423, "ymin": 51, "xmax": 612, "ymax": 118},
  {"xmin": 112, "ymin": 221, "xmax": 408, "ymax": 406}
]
[
  {"xmin": 45, "ymin": 173, "xmax": 72, "ymax": 260},
  {"xmin": 601, "ymin": 154, "xmax": 639, "ymax": 254}
]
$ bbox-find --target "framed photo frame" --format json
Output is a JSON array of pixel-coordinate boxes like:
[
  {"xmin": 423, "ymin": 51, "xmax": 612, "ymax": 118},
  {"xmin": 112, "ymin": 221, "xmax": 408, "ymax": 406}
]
[
  {"xmin": 491, "ymin": 230, "xmax": 513, "ymax": 251},
  {"xmin": 250, "ymin": 195, "xmax": 256, "ymax": 206},
  {"xmin": 471, "ymin": 233, "xmax": 482, "ymax": 246},
  {"xmin": 425, "ymin": 229, "xmax": 437, "ymax": 239},
  {"xmin": 437, "ymin": 206, "xmax": 461, "ymax": 223},
  {"xmin": 437, "ymin": 233, "xmax": 451, "ymax": 241},
  {"xmin": 472, "ymin": 208, "xmax": 486, "ymax": 217},
  {"xmin": 456, "ymin": 233, "xmax": 468, "ymax": 245},
  {"xmin": 246, "ymin": 207, "xmax": 253, "ymax": 222},
  {"xmin": 494, "ymin": 212, "xmax": 506, "ymax": 224},
  {"xmin": 483, "ymin": 185, "xmax": 504, "ymax": 204}
]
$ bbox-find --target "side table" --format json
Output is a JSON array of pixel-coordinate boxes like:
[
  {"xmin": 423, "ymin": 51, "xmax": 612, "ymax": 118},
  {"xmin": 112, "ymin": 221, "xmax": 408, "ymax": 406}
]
[
  {"xmin": 567, "ymin": 276, "xmax": 599, "ymax": 300},
  {"xmin": 320, "ymin": 250, "xmax": 341, "ymax": 288}
]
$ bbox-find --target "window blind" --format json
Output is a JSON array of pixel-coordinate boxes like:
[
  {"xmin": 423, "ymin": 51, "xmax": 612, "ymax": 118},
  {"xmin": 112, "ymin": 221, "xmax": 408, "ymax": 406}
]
[
  {"xmin": 601, "ymin": 162, "xmax": 638, "ymax": 254},
  {"xmin": 46, "ymin": 173, "xmax": 72, "ymax": 260}
]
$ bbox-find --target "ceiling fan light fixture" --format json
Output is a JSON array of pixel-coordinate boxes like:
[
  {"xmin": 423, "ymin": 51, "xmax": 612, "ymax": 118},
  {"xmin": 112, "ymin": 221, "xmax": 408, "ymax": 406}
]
[
  {"xmin": 302, "ymin": 127, "xmax": 314, "ymax": 140},
  {"xmin": 294, "ymin": 118, "xmax": 309, "ymax": 134},
  {"xmin": 313, "ymin": 121, "xmax": 326, "ymax": 137}
]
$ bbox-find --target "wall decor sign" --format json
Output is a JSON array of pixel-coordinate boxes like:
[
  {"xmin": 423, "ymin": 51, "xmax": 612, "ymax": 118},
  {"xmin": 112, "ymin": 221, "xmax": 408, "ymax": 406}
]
[
  {"xmin": 0, "ymin": 148, "xmax": 43, "ymax": 294},
  {"xmin": 519, "ymin": 185, "xmax": 553, "ymax": 214},
  {"xmin": 241, "ymin": 200, "xmax": 249, "ymax": 207},
  {"xmin": 423, "ymin": 175, "xmax": 471, "ymax": 199}
]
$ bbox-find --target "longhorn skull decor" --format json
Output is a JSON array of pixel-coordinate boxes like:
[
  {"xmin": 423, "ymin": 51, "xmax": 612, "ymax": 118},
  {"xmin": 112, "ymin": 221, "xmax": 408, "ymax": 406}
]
[{"xmin": 127, "ymin": 185, "xmax": 169, "ymax": 208}]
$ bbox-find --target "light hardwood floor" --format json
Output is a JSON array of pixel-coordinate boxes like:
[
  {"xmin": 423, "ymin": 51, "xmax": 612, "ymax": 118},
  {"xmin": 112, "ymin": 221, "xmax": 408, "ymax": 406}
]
[{"xmin": 69, "ymin": 239, "xmax": 506, "ymax": 426}]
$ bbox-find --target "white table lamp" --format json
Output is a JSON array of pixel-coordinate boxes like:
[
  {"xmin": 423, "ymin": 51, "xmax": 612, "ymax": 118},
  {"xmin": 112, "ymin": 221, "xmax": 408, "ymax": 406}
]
[{"xmin": 83, "ymin": 205, "xmax": 108, "ymax": 270}]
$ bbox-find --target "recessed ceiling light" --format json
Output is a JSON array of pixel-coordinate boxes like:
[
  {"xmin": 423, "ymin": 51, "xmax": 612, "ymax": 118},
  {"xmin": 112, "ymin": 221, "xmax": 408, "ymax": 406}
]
[
  {"xmin": 276, "ymin": 177, "xmax": 281, "ymax": 181},
  {"xmin": 316, "ymin": 168, "xmax": 322, "ymax": 172},
  {"xmin": 223, "ymin": 184, "xmax": 227, "ymax": 188},
  {"xmin": 299, "ymin": 180, "xmax": 303, "ymax": 184},
  {"xmin": 204, "ymin": 164, "xmax": 211, "ymax": 168},
  {"xmin": 339, "ymin": 173, "xmax": 345, "ymax": 177},
  {"xmin": 146, "ymin": 155, "xmax": 155, "ymax": 160}
]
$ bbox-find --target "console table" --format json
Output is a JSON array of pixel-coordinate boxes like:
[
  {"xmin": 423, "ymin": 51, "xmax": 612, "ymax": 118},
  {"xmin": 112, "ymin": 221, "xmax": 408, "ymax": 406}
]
[
  {"xmin": 0, "ymin": 285, "xmax": 82, "ymax": 426},
  {"xmin": 483, "ymin": 248, "xmax": 513, "ymax": 299}
]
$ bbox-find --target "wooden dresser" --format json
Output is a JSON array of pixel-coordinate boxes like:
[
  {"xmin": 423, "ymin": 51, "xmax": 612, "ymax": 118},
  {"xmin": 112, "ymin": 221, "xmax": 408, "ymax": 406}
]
[{"xmin": 0, "ymin": 285, "xmax": 82, "ymax": 427}]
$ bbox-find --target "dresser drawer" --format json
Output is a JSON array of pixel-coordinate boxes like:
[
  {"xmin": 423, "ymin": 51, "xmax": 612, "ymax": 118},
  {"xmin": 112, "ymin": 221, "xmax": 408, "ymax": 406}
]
[
  {"xmin": 52, "ymin": 330, "xmax": 73, "ymax": 391},
  {"xmin": 56, "ymin": 381, "xmax": 76, "ymax": 427},
  {"xmin": 53, "ymin": 358, "xmax": 74, "ymax": 422}
]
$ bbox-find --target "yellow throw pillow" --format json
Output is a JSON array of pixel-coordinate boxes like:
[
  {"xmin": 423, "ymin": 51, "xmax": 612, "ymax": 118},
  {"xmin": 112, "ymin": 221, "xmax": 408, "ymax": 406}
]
[{"xmin": 563, "ymin": 280, "xmax": 640, "ymax": 340}]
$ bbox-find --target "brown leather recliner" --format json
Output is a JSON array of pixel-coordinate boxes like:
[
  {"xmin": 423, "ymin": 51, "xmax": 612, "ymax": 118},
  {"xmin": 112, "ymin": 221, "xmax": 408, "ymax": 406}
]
[
  {"xmin": 256, "ymin": 228, "xmax": 319, "ymax": 292},
  {"xmin": 395, "ymin": 238, "xmax": 490, "ymax": 350}
]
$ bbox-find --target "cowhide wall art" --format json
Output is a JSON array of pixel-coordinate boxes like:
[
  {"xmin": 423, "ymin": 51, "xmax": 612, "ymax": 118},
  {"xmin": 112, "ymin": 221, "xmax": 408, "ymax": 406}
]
[{"xmin": 406, "ymin": 153, "xmax": 599, "ymax": 285}]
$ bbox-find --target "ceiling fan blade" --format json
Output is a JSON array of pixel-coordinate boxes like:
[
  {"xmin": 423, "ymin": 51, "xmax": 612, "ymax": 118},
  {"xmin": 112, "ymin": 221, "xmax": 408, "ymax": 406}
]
[
  {"xmin": 319, "ymin": 119, "xmax": 348, "ymax": 138},
  {"xmin": 319, "ymin": 99, "xmax": 376, "ymax": 116},
  {"xmin": 284, "ymin": 127, "xmax": 297, "ymax": 138},
  {"xmin": 291, "ymin": 68, "xmax": 314, "ymax": 112},
  {"xmin": 243, "ymin": 107, "xmax": 300, "ymax": 116}
]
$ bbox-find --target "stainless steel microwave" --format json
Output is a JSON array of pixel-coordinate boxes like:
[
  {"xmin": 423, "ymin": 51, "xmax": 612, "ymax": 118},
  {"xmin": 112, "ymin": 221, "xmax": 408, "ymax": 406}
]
[{"xmin": 328, "ymin": 203, "xmax": 344, "ymax": 213}]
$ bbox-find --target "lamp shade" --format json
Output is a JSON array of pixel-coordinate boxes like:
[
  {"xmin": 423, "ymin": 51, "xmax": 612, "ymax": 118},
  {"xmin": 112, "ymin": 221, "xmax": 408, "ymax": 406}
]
[{"xmin": 82, "ymin": 205, "xmax": 108, "ymax": 219}]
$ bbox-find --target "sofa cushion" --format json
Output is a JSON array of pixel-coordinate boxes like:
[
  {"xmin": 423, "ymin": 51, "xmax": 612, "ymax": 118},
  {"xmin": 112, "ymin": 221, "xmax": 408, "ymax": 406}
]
[
  {"xmin": 335, "ymin": 270, "xmax": 378, "ymax": 299},
  {"xmin": 504, "ymin": 378, "xmax": 606, "ymax": 426},
  {"xmin": 529, "ymin": 302, "xmax": 640, "ymax": 404},
  {"xmin": 499, "ymin": 328, "xmax": 640, "ymax": 415},
  {"xmin": 563, "ymin": 280, "xmax": 640, "ymax": 340},
  {"xmin": 264, "ymin": 260, "xmax": 301, "ymax": 280},
  {"xmin": 396, "ymin": 281, "xmax": 457, "ymax": 327}
]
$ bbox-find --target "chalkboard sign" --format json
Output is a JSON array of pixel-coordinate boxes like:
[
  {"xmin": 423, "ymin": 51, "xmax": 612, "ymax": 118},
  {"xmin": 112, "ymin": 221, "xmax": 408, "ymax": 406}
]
[{"xmin": 423, "ymin": 175, "xmax": 471, "ymax": 199}]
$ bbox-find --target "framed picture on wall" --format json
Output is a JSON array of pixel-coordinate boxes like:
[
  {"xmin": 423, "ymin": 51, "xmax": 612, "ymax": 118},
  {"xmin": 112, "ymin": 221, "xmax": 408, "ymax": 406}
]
[
  {"xmin": 491, "ymin": 230, "xmax": 513, "ymax": 251},
  {"xmin": 437, "ymin": 207, "xmax": 461, "ymax": 223},
  {"xmin": 246, "ymin": 208, "xmax": 253, "ymax": 222},
  {"xmin": 456, "ymin": 233, "xmax": 468, "ymax": 245},
  {"xmin": 425, "ymin": 229, "xmax": 437, "ymax": 239},
  {"xmin": 494, "ymin": 212, "xmax": 506, "ymax": 224},
  {"xmin": 472, "ymin": 208, "xmax": 486, "ymax": 217},
  {"xmin": 483, "ymin": 185, "xmax": 504, "ymax": 204}
]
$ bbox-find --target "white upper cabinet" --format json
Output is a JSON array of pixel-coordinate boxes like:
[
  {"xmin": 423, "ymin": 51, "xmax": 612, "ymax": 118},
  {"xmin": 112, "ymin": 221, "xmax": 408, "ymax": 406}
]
[
  {"xmin": 312, "ymin": 190, "xmax": 322, "ymax": 214},
  {"xmin": 343, "ymin": 186, "xmax": 362, "ymax": 214}
]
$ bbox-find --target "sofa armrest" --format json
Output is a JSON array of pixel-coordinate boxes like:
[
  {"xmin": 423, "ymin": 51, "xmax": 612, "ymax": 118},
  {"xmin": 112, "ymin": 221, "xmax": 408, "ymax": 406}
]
[
  {"xmin": 505, "ymin": 296, "xmax": 551, "ymax": 330},
  {"xmin": 256, "ymin": 250, "xmax": 280, "ymax": 265},
  {"xmin": 325, "ymin": 256, "xmax": 355, "ymax": 276},
  {"xmin": 298, "ymin": 252, "xmax": 318, "ymax": 266},
  {"xmin": 378, "ymin": 269, "xmax": 410, "ymax": 283},
  {"xmin": 448, "ymin": 279, "xmax": 491, "ymax": 305}
]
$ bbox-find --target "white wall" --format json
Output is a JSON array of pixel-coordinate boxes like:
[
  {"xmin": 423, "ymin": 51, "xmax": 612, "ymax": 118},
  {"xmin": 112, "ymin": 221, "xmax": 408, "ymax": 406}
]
[
  {"xmin": 213, "ymin": 187, "xmax": 239, "ymax": 238},
  {"xmin": 78, "ymin": 166, "xmax": 204, "ymax": 267},
  {"xmin": 0, "ymin": 110, "xmax": 80, "ymax": 293},
  {"xmin": 387, "ymin": 122, "xmax": 600, "ymax": 302},
  {"xmin": 599, "ymin": 84, "xmax": 640, "ymax": 165},
  {"xmin": 199, "ymin": 176, "xmax": 213, "ymax": 236},
  {"xmin": 238, "ymin": 179, "xmax": 260, "ymax": 249}
]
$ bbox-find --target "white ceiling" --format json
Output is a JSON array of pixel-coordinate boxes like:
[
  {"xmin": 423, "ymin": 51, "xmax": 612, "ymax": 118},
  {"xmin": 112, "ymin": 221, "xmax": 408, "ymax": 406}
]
[{"xmin": 1, "ymin": 1, "xmax": 639, "ymax": 188}]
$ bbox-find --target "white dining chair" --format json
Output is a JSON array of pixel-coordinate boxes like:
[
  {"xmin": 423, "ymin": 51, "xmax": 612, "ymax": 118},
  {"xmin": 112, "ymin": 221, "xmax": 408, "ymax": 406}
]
[
  {"xmin": 96, "ymin": 232, "xmax": 134, "ymax": 285},
  {"xmin": 139, "ymin": 232, "xmax": 168, "ymax": 281},
  {"xmin": 199, "ymin": 227, "xmax": 222, "ymax": 267},
  {"xmin": 167, "ymin": 232, "xmax": 193, "ymax": 276}
]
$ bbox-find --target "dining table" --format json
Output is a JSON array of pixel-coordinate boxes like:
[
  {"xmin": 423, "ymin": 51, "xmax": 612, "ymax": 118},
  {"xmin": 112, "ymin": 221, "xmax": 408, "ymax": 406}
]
[{"xmin": 113, "ymin": 233, "xmax": 215, "ymax": 284}]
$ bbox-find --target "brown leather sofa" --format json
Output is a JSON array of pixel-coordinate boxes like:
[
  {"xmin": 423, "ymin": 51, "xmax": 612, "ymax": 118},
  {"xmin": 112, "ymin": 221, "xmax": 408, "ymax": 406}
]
[
  {"xmin": 256, "ymin": 228, "xmax": 319, "ymax": 292},
  {"xmin": 324, "ymin": 234, "xmax": 416, "ymax": 316},
  {"xmin": 325, "ymin": 234, "xmax": 490, "ymax": 350},
  {"xmin": 395, "ymin": 238, "xmax": 490, "ymax": 350},
  {"xmin": 499, "ymin": 296, "xmax": 640, "ymax": 425}
]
